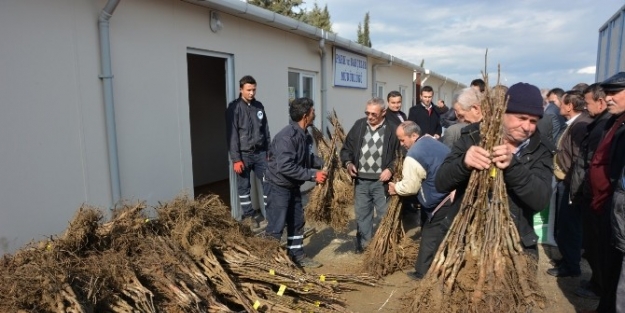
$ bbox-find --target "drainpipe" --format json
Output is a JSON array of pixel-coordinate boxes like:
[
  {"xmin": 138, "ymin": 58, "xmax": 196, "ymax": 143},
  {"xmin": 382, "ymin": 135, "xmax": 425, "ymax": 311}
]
[
  {"xmin": 437, "ymin": 77, "xmax": 448, "ymax": 103},
  {"xmin": 371, "ymin": 56, "xmax": 393, "ymax": 98},
  {"xmin": 319, "ymin": 30, "xmax": 327, "ymax": 132},
  {"xmin": 421, "ymin": 69, "xmax": 431, "ymax": 86},
  {"xmin": 98, "ymin": 0, "xmax": 122, "ymax": 206}
]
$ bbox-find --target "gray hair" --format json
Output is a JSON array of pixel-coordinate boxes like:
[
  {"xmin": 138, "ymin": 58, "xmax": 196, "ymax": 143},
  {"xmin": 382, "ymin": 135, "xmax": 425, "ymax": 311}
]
[
  {"xmin": 456, "ymin": 87, "xmax": 483, "ymax": 110},
  {"xmin": 399, "ymin": 120, "xmax": 421, "ymax": 136},
  {"xmin": 366, "ymin": 97, "xmax": 386, "ymax": 110}
]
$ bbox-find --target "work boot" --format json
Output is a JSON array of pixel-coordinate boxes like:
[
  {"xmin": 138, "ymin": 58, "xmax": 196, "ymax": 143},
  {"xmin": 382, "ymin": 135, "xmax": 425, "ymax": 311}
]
[{"xmin": 241, "ymin": 212, "xmax": 267, "ymax": 234}]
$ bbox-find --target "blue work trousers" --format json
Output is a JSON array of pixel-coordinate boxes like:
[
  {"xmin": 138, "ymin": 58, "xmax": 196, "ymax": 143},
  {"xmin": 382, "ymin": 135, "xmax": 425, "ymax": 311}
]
[
  {"xmin": 236, "ymin": 151, "xmax": 267, "ymax": 218},
  {"xmin": 264, "ymin": 181, "xmax": 305, "ymax": 261}
]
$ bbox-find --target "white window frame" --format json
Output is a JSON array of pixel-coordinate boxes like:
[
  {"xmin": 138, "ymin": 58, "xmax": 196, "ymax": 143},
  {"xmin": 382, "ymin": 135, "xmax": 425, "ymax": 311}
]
[
  {"xmin": 288, "ymin": 69, "xmax": 318, "ymax": 127},
  {"xmin": 399, "ymin": 85, "xmax": 407, "ymax": 110},
  {"xmin": 375, "ymin": 81, "xmax": 385, "ymax": 99}
]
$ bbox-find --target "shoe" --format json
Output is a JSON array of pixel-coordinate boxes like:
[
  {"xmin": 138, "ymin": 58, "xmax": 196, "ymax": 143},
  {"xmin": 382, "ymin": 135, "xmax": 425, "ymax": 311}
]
[
  {"xmin": 303, "ymin": 226, "xmax": 317, "ymax": 238},
  {"xmin": 295, "ymin": 257, "xmax": 322, "ymax": 268},
  {"xmin": 241, "ymin": 214, "xmax": 267, "ymax": 234},
  {"xmin": 549, "ymin": 258, "xmax": 562, "ymax": 267},
  {"xmin": 574, "ymin": 286, "xmax": 600, "ymax": 300},
  {"xmin": 354, "ymin": 247, "xmax": 364, "ymax": 254},
  {"xmin": 406, "ymin": 271, "xmax": 422, "ymax": 281},
  {"xmin": 546, "ymin": 266, "xmax": 581, "ymax": 278}
]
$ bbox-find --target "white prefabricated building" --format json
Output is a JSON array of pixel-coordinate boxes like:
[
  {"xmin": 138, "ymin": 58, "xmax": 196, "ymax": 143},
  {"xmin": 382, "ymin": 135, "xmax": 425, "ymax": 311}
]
[{"xmin": 0, "ymin": 0, "xmax": 465, "ymax": 253}]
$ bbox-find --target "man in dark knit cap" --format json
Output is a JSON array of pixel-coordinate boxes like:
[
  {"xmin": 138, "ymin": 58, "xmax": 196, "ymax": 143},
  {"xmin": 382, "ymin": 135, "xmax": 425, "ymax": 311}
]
[{"xmin": 435, "ymin": 82, "xmax": 555, "ymax": 259}]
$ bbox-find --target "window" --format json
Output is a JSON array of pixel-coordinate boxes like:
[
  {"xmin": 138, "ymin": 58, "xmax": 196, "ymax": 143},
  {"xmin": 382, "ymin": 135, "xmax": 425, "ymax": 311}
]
[
  {"xmin": 399, "ymin": 85, "xmax": 407, "ymax": 107},
  {"xmin": 288, "ymin": 70, "xmax": 318, "ymax": 127},
  {"xmin": 288, "ymin": 70, "xmax": 315, "ymax": 102},
  {"xmin": 376, "ymin": 82, "xmax": 385, "ymax": 99}
]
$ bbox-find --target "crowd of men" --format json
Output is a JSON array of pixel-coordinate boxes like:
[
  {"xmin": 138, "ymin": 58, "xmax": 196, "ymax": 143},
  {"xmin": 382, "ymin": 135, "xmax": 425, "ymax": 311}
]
[{"xmin": 226, "ymin": 73, "xmax": 625, "ymax": 312}]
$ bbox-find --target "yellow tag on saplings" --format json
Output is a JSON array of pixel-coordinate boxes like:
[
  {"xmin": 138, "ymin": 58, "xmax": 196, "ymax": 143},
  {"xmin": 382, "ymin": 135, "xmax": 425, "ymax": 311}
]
[
  {"xmin": 277, "ymin": 284, "xmax": 287, "ymax": 296},
  {"xmin": 319, "ymin": 275, "xmax": 326, "ymax": 282},
  {"xmin": 269, "ymin": 269, "xmax": 275, "ymax": 275},
  {"xmin": 253, "ymin": 300, "xmax": 261, "ymax": 309},
  {"xmin": 490, "ymin": 167, "xmax": 497, "ymax": 178}
]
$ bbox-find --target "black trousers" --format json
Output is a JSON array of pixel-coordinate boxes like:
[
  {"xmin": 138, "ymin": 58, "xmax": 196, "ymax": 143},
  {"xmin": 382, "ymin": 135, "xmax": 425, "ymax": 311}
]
[
  {"xmin": 582, "ymin": 201, "xmax": 604, "ymax": 295},
  {"xmin": 414, "ymin": 200, "xmax": 459, "ymax": 278}
]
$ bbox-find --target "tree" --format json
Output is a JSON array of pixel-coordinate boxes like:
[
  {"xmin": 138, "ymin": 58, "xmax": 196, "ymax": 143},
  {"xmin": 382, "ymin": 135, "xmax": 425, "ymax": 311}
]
[
  {"xmin": 302, "ymin": 2, "xmax": 332, "ymax": 32},
  {"xmin": 247, "ymin": 0, "xmax": 305, "ymax": 19},
  {"xmin": 356, "ymin": 12, "xmax": 371, "ymax": 47},
  {"xmin": 247, "ymin": 0, "xmax": 333, "ymax": 32}
]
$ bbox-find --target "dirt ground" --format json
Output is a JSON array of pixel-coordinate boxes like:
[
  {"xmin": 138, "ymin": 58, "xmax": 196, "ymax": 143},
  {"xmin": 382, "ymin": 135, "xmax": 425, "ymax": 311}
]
[{"xmin": 298, "ymin": 208, "xmax": 599, "ymax": 313}]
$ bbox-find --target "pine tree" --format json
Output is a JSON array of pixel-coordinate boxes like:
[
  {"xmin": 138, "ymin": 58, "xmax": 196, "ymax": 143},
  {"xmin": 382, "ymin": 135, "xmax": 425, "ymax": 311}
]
[
  {"xmin": 303, "ymin": 3, "xmax": 333, "ymax": 32},
  {"xmin": 356, "ymin": 12, "xmax": 372, "ymax": 47}
]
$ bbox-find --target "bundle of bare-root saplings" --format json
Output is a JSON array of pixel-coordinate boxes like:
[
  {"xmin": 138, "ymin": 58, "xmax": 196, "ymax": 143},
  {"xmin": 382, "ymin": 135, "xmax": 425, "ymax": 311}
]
[
  {"xmin": 0, "ymin": 195, "xmax": 376, "ymax": 312},
  {"xmin": 306, "ymin": 110, "xmax": 353, "ymax": 231},
  {"xmin": 405, "ymin": 66, "xmax": 545, "ymax": 312},
  {"xmin": 360, "ymin": 153, "xmax": 418, "ymax": 278}
]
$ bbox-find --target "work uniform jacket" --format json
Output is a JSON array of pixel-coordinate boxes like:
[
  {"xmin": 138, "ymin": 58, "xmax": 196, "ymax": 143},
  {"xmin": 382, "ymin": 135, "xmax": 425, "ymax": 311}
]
[
  {"xmin": 265, "ymin": 122, "xmax": 323, "ymax": 189},
  {"xmin": 225, "ymin": 97, "xmax": 270, "ymax": 162}
]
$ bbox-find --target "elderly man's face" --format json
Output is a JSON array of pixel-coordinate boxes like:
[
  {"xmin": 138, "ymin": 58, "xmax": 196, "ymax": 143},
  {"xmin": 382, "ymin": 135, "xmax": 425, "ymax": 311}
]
[
  {"xmin": 395, "ymin": 126, "xmax": 418, "ymax": 149},
  {"xmin": 605, "ymin": 89, "xmax": 625, "ymax": 116},
  {"xmin": 584, "ymin": 92, "xmax": 606, "ymax": 117},
  {"xmin": 454, "ymin": 102, "xmax": 482, "ymax": 124},
  {"xmin": 503, "ymin": 113, "xmax": 539, "ymax": 144},
  {"xmin": 365, "ymin": 104, "xmax": 386, "ymax": 126}
]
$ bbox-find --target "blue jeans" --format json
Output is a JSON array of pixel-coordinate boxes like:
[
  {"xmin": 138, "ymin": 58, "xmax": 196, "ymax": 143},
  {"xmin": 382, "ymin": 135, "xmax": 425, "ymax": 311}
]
[
  {"xmin": 264, "ymin": 181, "xmax": 305, "ymax": 261},
  {"xmin": 555, "ymin": 181, "xmax": 582, "ymax": 274},
  {"xmin": 354, "ymin": 178, "xmax": 388, "ymax": 250},
  {"xmin": 236, "ymin": 151, "xmax": 267, "ymax": 218}
]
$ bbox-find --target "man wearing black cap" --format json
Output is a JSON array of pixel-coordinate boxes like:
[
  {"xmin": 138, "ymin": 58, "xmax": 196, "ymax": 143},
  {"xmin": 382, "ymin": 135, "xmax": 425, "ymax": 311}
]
[
  {"xmin": 588, "ymin": 72, "xmax": 625, "ymax": 313},
  {"xmin": 435, "ymin": 82, "xmax": 554, "ymax": 259}
]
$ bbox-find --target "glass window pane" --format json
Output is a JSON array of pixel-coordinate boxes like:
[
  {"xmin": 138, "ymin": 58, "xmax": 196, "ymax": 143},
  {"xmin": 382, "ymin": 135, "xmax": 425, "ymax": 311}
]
[
  {"xmin": 288, "ymin": 72, "xmax": 299, "ymax": 102},
  {"xmin": 303, "ymin": 76, "xmax": 313, "ymax": 98}
]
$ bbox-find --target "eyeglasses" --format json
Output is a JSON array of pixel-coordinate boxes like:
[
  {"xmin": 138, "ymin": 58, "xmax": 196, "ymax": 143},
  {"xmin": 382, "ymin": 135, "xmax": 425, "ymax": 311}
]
[{"xmin": 364, "ymin": 111, "xmax": 381, "ymax": 117}]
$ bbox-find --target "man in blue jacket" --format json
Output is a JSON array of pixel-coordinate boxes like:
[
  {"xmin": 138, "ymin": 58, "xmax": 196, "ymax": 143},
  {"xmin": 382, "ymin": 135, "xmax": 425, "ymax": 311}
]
[
  {"xmin": 226, "ymin": 75, "xmax": 271, "ymax": 232},
  {"xmin": 263, "ymin": 97, "xmax": 327, "ymax": 268},
  {"xmin": 388, "ymin": 121, "xmax": 453, "ymax": 280}
]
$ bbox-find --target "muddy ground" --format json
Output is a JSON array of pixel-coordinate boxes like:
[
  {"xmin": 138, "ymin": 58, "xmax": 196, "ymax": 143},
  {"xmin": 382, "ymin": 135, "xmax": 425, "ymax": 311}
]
[{"xmin": 297, "ymin": 208, "xmax": 598, "ymax": 313}]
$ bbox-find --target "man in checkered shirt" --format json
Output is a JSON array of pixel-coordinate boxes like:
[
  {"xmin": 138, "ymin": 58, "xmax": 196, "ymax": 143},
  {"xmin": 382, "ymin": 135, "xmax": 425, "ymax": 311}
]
[{"xmin": 340, "ymin": 97, "xmax": 401, "ymax": 253}]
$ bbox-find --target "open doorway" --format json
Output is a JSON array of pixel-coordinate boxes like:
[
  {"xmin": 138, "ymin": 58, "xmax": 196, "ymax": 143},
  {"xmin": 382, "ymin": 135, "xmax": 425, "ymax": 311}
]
[{"xmin": 187, "ymin": 52, "xmax": 231, "ymax": 206}]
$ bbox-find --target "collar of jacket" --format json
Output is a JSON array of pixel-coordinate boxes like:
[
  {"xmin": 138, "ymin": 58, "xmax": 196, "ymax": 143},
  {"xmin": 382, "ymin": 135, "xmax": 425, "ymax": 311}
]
[
  {"xmin": 462, "ymin": 122, "xmax": 552, "ymax": 155},
  {"xmin": 289, "ymin": 121, "xmax": 308, "ymax": 135}
]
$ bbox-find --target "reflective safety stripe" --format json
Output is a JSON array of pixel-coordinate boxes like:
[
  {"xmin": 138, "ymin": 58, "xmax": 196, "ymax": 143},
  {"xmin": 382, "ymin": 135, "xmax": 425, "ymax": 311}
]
[
  {"xmin": 240, "ymin": 201, "xmax": 252, "ymax": 205},
  {"xmin": 239, "ymin": 195, "xmax": 250, "ymax": 198},
  {"xmin": 287, "ymin": 235, "xmax": 304, "ymax": 240},
  {"xmin": 287, "ymin": 245, "xmax": 303, "ymax": 249}
]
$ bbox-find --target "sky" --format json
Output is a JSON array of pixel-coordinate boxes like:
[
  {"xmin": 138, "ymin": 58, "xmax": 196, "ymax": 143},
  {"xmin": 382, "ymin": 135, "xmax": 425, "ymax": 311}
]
[{"xmin": 301, "ymin": 0, "xmax": 624, "ymax": 90}]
